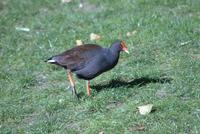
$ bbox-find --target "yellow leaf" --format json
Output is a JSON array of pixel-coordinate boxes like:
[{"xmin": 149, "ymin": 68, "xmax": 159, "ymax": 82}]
[
  {"xmin": 137, "ymin": 104, "xmax": 153, "ymax": 115},
  {"xmin": 76, "ymin": 40, "xmax": 83, "ymax": 46},
  {"xmin": 90, "ymin": 33, "xmax": 101, "ymax": 41}
]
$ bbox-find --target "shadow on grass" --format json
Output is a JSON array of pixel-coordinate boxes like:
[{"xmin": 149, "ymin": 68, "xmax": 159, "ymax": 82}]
[{"xmin": 91, "ymin": 77, "xmax": 172, "ymax": 92}]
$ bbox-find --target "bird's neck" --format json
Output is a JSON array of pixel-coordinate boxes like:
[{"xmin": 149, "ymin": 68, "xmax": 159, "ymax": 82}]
[
  {"xmin": 104, "ymin": 48, "xmax": 120, "ymax": 64},
  {"xmin": 110, "ymin": 45, "xmax": 121, "ymax": 57}
]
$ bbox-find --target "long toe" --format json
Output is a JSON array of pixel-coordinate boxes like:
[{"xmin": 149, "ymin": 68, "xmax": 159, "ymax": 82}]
[{"xmin": 70, "ymin": 86, "xmax": 79, "ymax": 98}]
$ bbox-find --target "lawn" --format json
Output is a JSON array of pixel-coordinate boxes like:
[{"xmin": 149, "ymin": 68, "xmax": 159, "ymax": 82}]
[{"xmin": 0, "ymin": 0, "xmax": 200, "ymax": 133}]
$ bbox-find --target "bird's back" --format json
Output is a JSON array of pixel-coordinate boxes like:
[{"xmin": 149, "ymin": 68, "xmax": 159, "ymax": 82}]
[{"xmin": 48, "ymin": 44, "xmax": 103, "ymax": 71}]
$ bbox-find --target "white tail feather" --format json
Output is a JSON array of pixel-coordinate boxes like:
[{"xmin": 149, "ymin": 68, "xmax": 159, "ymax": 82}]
[{"xmin": 47, "ymin": 59, "xmax": 56, "ymax": 63}]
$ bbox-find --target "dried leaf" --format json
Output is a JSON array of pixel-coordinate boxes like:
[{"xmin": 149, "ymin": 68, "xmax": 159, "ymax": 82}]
[
  {"xmin": 76, "ymin": 40, "xmax": 83, "ymax": 46},
  {"xmin": 99, "ymin": 131, "xmax": 104, "ymax": 134},
  {"xmin": 61, "ymin": 0, "xmax": 71, "ymax": 4},
  {"xmin": 126, "ymin": 30, "xmax": 137, "ymax": 37},
  {"xmin": 137, "ymin": 104, "xmax": 153, "ymax": 115},
  {"xmin": 132, "ymin": 30, "xmax": 137, "ymax": 35},
  {"xmin": 90, "ymin": 33, "xmax": 101, "ymax": 41},
  {"xmin": 126, "ymin": 32, "xmax": 132, "ymax": 37},
  {"xmin": 134, "ymin": 125, "xmax": 145, "ymax": 131}
]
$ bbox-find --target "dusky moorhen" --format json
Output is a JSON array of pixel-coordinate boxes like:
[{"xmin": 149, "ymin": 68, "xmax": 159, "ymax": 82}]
[{"xmin": 46, "ymin": 40, "xmax": 129, "ymax": 97}]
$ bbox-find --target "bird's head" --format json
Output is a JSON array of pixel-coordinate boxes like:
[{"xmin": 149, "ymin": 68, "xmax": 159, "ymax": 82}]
[
  {"xmin": 111, "ymin": 40, "xmax": 129, "ymax": 54},
  {"xmin": 120, "ymin": 41, "xmax": 129, "ymax": 54}
]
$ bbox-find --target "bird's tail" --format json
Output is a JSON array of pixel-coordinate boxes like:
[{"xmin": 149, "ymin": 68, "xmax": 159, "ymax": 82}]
[{"xmin": 45, "ymin": 57, "xmax": 57, "ymax": 64}]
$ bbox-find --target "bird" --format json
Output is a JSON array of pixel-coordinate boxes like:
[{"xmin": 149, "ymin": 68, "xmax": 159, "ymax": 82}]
[{"xmin": 46, "ymin": 40, "xmax": 129, "ymax": 97}]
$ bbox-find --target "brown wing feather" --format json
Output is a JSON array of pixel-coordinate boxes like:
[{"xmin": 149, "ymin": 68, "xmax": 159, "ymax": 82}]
[{"xmin": 55, "ymin": 44, "xmax": 102, "ymax": 71}]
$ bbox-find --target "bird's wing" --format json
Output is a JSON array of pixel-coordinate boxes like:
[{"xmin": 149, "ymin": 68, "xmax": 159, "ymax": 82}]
[{"xmin": 55, "ymin": 44, "xmax": 103, "ymax": 71}]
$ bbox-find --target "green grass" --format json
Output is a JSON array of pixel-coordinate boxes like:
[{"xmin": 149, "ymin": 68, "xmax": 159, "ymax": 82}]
[{"xmin": 1, "ymin": 0, "xmax": 200, "ymax": 133}]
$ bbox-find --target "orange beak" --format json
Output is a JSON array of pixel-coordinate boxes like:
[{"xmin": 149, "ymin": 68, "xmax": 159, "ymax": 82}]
[{"xmin": 121, "ymin": 41, "xmax": 129, "ymax": 54}]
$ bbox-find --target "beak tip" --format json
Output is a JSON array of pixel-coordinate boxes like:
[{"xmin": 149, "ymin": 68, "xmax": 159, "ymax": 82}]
[{"xmin": 125, "ymin": 50, "xmax": 129, "ymax": 54}]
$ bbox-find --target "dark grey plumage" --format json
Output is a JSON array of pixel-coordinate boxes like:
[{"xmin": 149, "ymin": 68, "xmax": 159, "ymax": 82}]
[{"xmin": 47, "ymin": 40, "xmax": 127, "ymax": 80}]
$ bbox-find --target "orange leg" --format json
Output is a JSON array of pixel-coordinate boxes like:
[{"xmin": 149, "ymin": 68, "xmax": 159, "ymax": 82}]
[
  {"xmin": 67, "ymin": 70, "xmax": 77, "ymax": 96},
  {"xmin": 86, "ymin": 80, "xmax": 91, "ymax": 96}
]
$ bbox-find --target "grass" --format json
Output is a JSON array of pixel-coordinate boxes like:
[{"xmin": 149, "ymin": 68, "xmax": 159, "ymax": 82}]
[{"xmin": 0, "ymin": 0, "xmax": 200, "ymax": 133}]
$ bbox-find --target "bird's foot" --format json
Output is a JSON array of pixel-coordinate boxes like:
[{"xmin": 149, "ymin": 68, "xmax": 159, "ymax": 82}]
[{"xmin": 70, "ymin": 86, "xmax": 79, "ymax": 99}]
